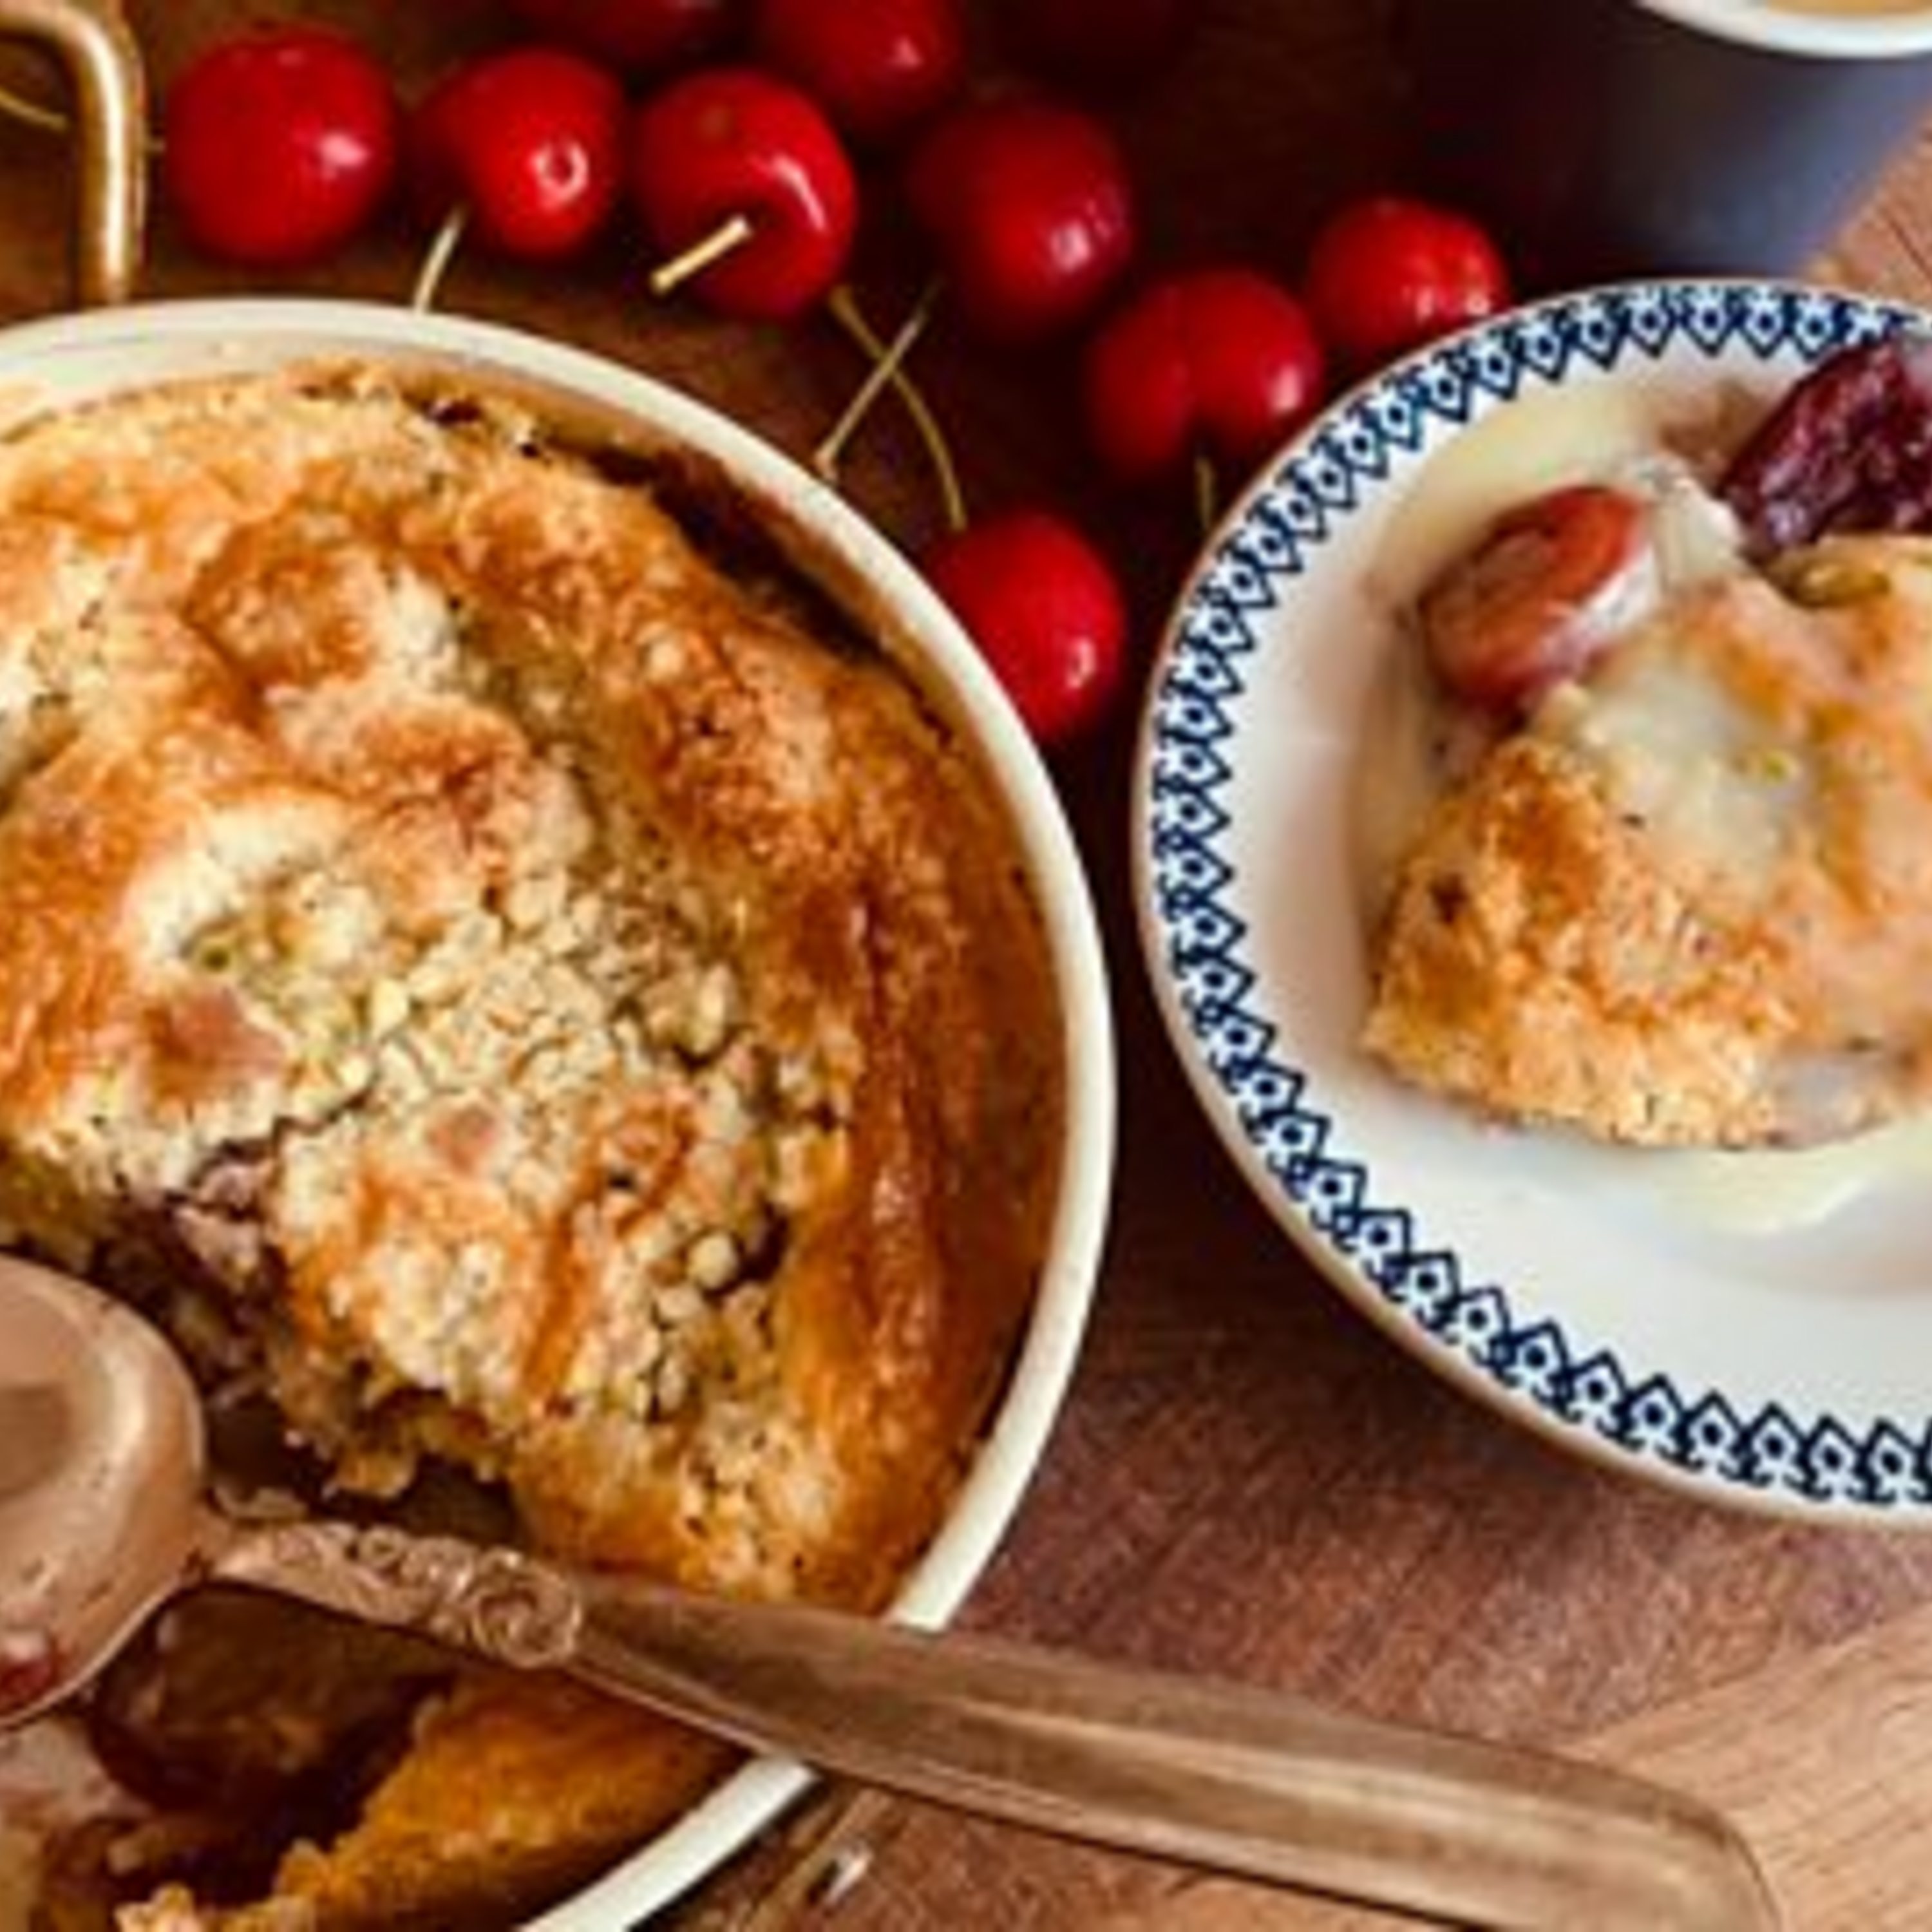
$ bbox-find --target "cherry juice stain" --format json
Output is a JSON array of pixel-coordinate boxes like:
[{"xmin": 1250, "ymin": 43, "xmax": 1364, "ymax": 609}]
[{"xmin": 0, "ymin": 1627, "xmax": 60, "ymax": 1718}]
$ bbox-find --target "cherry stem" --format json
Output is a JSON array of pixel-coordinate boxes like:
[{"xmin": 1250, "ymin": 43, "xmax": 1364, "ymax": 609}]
[
  {"xmin": 822, "ymin": 283, "xmax": 967, "ymax": 536},
  {"xmin": 0, "ymin": 80, "xmax": 67, "ymax": 137},
  {"xmin": 1194, "ymin": 451, "xmax": 1221, "ymax": 536},
  {"xmin": 0, "ymin": 76, "xmax": 162, "ymax": 151},
  {"xmin": 411, "ymin": 204, "xmax": 469, "ymax": 314},
  {"xmin": 649, "ymin": 213, "xmax": 754, "ymax": 299},
  {"xmin": 813, "ymin": 286, "xmax": 936, "ymax": 488}
]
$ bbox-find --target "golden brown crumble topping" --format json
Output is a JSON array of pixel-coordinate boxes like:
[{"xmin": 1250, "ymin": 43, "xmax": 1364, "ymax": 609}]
[{"xmin": 0, "ymin": 369, "xmax": 1061, "ymax": 1928}]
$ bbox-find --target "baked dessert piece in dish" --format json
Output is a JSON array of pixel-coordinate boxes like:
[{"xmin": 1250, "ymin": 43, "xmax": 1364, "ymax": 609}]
[
  {"xmin": 0, "ymin": 368, "xmax": 1063, "ymax": 1927},
  {"xmin": 1360, "ymin": 341, "xmax": 1932, "ymax": 1153},
  {"xmin": 1363, "ymin": 476, "xmax": 1932, "ymax": 1149}
]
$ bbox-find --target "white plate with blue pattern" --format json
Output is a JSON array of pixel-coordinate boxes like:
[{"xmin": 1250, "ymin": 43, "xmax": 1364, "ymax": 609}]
[{"xmin": 1134, "ymin": 278, "xmax": 1932, "ymax": 1523}]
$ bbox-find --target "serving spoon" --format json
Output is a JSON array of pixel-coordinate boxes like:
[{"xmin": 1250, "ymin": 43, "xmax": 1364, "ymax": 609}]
[{"xmin": 0, "ymin": 1256, "xmax": 1779, "ymax": 1930}]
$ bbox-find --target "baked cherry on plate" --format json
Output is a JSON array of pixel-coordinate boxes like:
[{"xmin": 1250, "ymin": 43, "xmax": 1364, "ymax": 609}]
[
  {"xmin": 904, "ymin": 95, "xmax": 1138, "ymax": 345},
  {"xmin": 509, "ymin": 0, "xmax": 741, "ymax": 75},
  {"xmin": 1081, "ymin": 266, "xmax": 1326, "ymax": 493},
  {"xmin": 630, "ymin": 67, "xmax": 858, "ymax": 320},
  {"xmin": 1420, "ymin": 484, "xmax": 1656, "ymax": 711},
  {"xmin": 923, "ymin": 509, "xmax": 1129, "ymax": 746},
  {"xmin": 163, "ymin": 25, "xmax": 401, "ymax": 267},
  {"xmin": 750, "ymin": 0, "xmax": 967, "ymax": 146},
  {"xmin": 411, "ymin": 48, "xmax": 627, "ymax": 263},
  {"xmin": 1303, "ymin": 194, "xmax": 1511, "ymax": 372}
]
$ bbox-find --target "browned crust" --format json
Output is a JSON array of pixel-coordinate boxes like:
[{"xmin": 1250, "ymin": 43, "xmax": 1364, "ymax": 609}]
[
  {"xmin": 272, "ymin": 1680, "xmax": 737, "ymax": 1932},
  {"xmin": 0, "ymin": 367, "xmax": 1061, "ymax": 1924},
  {"xmin": 1361, "ymin": 732, "xmax": 1798, "ymax": 1144}
]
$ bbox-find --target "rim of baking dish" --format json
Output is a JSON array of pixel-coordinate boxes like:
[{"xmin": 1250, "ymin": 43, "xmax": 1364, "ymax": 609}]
[
  {"xmin": 1636, "ymin": 0, "xmax": 1932, "ymax": 60},
  {"xmin": 0, "ymin": 297, "xmax": 1117, "ymax": 1932}
]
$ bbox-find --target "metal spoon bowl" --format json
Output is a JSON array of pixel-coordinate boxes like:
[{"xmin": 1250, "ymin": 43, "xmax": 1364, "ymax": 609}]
[
  {"xmin": 0, "ymin": 1258, "xmax": 200, "ymax": 1713},
  {"xmin": 0, "ymin": 1255, "xmax": 1782, "ymax": 1930}
]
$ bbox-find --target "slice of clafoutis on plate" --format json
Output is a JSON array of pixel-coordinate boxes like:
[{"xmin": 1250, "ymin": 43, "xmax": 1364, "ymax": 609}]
[{"xmin": 1368, "ymin": 337, "xmax": 1932, "ymax": 1154}]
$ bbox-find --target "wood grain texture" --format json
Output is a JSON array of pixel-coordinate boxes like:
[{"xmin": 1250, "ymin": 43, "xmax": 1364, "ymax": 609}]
[
  {"xmin": 3, "ymin": 3, "xmax": 1932, "ymax": 1927},
  {"xmin": 1083, "ymin": 1597, "xmax": 1932, "ymax": 1932}
]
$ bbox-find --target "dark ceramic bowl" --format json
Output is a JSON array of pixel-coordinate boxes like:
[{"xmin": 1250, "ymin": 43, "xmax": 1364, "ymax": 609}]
[{"xmin": 1401, "ymin": 0, "xmax": 1932, "ymax": 287}]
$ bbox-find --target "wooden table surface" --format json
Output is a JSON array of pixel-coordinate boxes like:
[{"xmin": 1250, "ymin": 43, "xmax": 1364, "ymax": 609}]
[{"xmin": 12, "ymin": 3, "xmax": 1932, "ymax": 1927}]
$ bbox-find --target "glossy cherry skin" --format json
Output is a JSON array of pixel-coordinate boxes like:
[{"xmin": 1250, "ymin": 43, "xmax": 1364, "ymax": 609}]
[
  {"xmin": 997, "ymin": 0, "xmax": 1194, "ymax": 95},
  {"xmin": 923, "ymin": 510, "xmax": 1129, "ymax": 746},
  {"xmin": 411, "ymin": 49, "xmax": 627, "ymax": 259},
  {"xmin": 1081, "ymin": 267, "xmax": 1326, "ymax": 486},
  {"xmin": 1304, "ymin": 195, "xmax": 1511, "ymax": 372},
  {"xmin": 1421, "ymin": 484, "xmax": 1654, "ymax": 711},
  {"xmin": 629, "ymin": 67, "xmax": 859, "ymax": 320},
  {"xmin": 904, "ymin": 96, "xmax": 1137, "ymax": 345},
  {"xmin": 750, "ymin": 0, "xmax": 967, "ymax": 146},
  {"xmin": 163, "ymin": 26, "xmax": 401, "ymax": 267},
  {"xmin": 509, "ymin": 0, "xmax": 741, "ymax": 75}
]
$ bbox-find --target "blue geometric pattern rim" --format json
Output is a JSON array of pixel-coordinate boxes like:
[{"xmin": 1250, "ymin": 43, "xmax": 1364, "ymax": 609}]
[{"xmin": 1145, "ymin": 280, "xmax": 1932, "ymax": 1515}]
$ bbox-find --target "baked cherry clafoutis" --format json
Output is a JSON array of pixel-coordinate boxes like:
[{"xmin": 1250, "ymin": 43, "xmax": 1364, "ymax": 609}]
[{"xmin": 0, "ymin": 369, "xmax": 1062, "ymax": 1929}]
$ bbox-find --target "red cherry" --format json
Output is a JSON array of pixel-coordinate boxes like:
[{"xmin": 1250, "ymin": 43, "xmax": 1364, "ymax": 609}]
[
  {"xmin": 1303, "ymin": 195, "xmax": 1511, "ymax": 372},
  {"xmin": 923, "ymin": 510, "xmax": 1128, "ymax": 746},
  {"xmin": 1081, "ymin": 267, "xmax": 1327, "ymax": 486},
  {"xmin": 163, "ymin": 26, "xmax": 400, "ymax": 267},
  {"xmin": 996, "ymin": 0, "xmax": 1194, "ymax": 95},
  {"xmin": 508, "ymin": 0, "xmax": 740, "ymax": 75},
  {"xmin": 629, "ymin": 68, "xmax": 858, "ymax": 320},
  {"xmin": 904, "ymin": 96, "xmax": 1137, "ymax": 346},
  {"xmin": 750, "ymin": 0, "xmax": 966, "ymax": 146},
  {"xmin": 411, "ymin": 49, "xmax": 626, "ymax": 261}
]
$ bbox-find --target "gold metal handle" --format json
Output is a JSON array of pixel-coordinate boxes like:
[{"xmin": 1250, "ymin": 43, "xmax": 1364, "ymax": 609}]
[
  {"xmin": 1, "ymin": 0, "xmax": 145, "ymax": 305},
  {"xmin": 570, "ymin": 1581, "xmax": 1784, "ymax": 1932},
  {"xmin": 205, "ymin": 1510, "xmax": 1784, "ymax": 1931}
]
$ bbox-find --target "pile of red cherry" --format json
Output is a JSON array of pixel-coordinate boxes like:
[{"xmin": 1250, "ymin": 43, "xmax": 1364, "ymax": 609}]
[{"xmin": 155, "ymin": 0, "xmax": 1513, "ymax": 750}]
